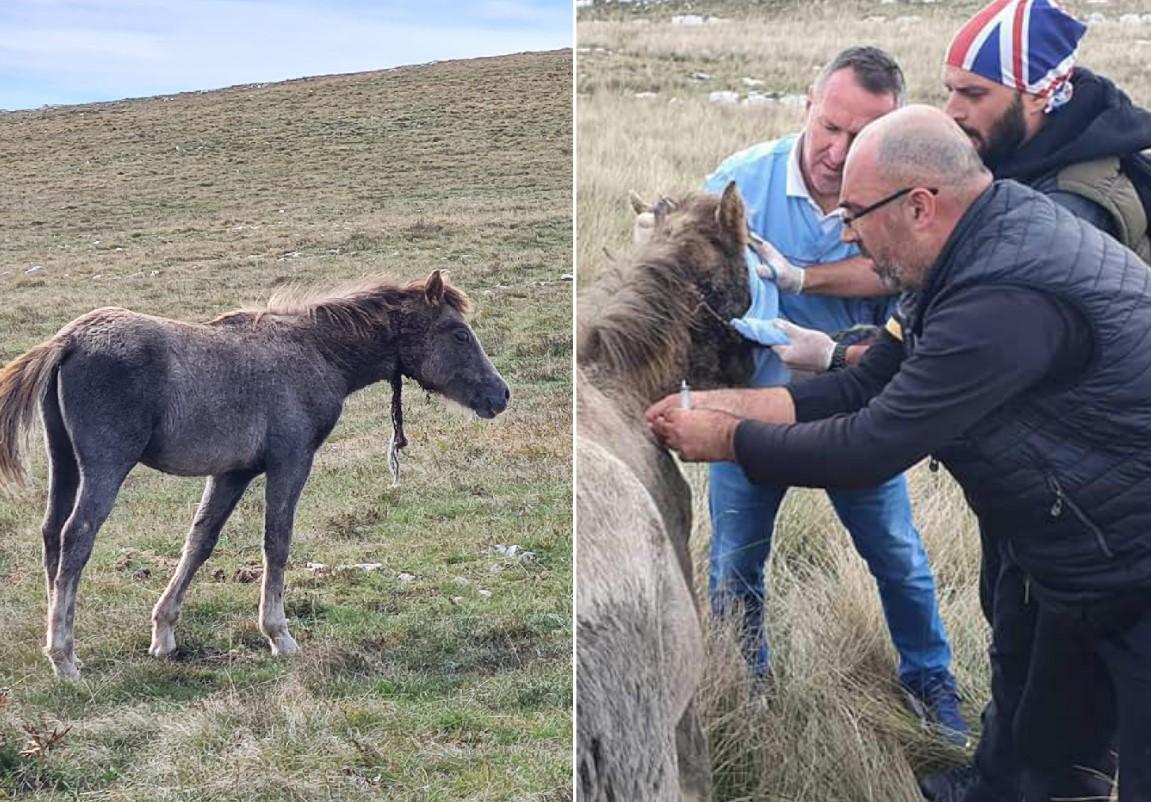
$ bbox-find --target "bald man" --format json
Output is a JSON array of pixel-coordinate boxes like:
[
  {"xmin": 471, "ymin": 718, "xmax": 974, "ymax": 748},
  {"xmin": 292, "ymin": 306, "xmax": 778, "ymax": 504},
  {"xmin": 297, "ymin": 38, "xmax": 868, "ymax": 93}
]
[{"xmin": 647, "ymin": 106, "xmax": 1151, "ymax": 802}]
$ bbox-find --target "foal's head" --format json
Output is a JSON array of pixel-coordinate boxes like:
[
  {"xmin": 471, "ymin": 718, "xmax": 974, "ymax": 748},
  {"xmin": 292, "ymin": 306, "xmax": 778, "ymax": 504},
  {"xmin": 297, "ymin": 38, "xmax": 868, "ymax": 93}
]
[
  {"xmin": 578, "ymin": 182, "xmax": 756, "ymax": 399},
  {"xmin": 400, "ymin": 271, "xmax": 510, "ymax": 419}
]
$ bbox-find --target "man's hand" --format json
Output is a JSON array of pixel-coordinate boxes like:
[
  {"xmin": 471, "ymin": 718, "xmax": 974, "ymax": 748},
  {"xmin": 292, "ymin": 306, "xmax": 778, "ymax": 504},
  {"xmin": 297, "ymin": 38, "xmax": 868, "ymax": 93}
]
[
  {"xmin": 648, "ymin": 407, "xmax": 740, "ymax": 462},
  {"xmin": 751, "ymin": 237, "xmax": 805, "ymax": 294},
  {"xmin": 645, "ymin": 387, "xmax": 797, "ymax": 427},
  {"xmin": 771, "ymin": 319, "xmax": 835, "ymax": 372}
]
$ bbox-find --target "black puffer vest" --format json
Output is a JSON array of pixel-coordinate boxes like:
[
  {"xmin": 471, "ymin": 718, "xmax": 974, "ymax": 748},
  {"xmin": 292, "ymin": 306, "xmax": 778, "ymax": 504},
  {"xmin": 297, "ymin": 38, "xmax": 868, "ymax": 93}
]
[{"xmin": 906, "ymin": 181, "xmax": 1151, "ymax": 598}]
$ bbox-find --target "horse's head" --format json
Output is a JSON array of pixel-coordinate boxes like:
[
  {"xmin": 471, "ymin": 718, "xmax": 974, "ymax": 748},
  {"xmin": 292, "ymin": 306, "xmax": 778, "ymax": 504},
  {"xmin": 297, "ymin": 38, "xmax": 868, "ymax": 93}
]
[
  {"xmin": 630, "ymin": 182, "xmax": 756, "ymax": 390},
  {"xmin": 403, "ymin": 270, "xmax": 510, "ymax": 419}
]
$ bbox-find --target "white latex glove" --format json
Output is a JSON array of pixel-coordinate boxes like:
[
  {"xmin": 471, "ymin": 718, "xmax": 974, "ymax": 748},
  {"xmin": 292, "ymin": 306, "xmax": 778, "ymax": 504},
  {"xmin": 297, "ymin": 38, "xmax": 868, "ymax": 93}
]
[
  {"xmin": 632, "ymin": 211, "xmax": 656, "ymax": 246},
  {"xmin": 751, "ymin": 237, "xmax": 805, "ymax": 294},
  {"xmin": 770, "ymin": 319, "xmax": 835, "ymax": 372}
]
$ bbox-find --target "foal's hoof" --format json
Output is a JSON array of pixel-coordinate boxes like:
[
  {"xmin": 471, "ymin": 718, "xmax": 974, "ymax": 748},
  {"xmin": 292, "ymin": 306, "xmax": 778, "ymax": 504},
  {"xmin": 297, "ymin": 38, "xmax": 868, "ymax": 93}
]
[
  {"xmin": 269, "ymin": 634, "xmax": 299, "ymax": 657},
  {"xmin": 149, "ymin": 630, "xmax": 178, "ymax": 659},
  {"xmin": 148, "ymin": 643, "xmax": 177, "ymax": 660},
  {"xmin": 49, "ymin": 657, "xmax": 82, "ymax": 681}
]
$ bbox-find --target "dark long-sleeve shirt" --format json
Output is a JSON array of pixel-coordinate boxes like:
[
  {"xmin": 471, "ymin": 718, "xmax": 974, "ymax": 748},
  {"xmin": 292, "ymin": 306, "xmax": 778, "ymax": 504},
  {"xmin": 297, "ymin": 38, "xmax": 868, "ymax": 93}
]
[{"xmin": 734, "ymin": 286, "xmax": 1092, "ymax": 488}]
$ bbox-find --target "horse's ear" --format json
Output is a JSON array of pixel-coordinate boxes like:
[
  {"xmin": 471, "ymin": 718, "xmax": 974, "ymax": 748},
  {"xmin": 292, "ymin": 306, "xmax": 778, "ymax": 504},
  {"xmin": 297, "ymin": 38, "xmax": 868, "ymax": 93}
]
[
  {"xmin": 425, "ymin": 270, "xmax": 445, "ymax": 305},
  {"xmin": 716, "ymin": 181, "xmax": 746, "ymax": 240},
  {"xmin": 628, "ymin": 190, "xmax": 648, "ymax": 215}
]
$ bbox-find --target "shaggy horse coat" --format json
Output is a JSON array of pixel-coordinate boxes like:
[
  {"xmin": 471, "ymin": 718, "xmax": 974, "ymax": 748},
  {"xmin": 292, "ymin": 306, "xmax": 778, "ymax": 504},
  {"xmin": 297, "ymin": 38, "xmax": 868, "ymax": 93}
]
[
  {"xmin": 576, "ymin": 185, "xmax": 756, "ymax": 801},
  {"xmin": 0, "ymin": 270, "xmax": 509, "ymax": 679}
]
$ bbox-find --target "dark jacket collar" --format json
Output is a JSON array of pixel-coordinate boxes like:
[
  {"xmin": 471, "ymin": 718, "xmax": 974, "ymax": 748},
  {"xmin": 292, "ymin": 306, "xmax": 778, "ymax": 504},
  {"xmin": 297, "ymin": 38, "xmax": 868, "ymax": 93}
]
[{"xmin": 911, "ymin": 181, "xmax": 1005, "ymax": 332}]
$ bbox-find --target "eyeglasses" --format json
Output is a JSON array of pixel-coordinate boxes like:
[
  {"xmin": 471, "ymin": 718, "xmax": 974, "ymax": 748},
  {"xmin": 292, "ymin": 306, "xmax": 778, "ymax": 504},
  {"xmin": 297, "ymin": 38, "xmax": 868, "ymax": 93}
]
[{"xmin": 840, "ymin": 186, "xmax": 938, "ymax": 226}]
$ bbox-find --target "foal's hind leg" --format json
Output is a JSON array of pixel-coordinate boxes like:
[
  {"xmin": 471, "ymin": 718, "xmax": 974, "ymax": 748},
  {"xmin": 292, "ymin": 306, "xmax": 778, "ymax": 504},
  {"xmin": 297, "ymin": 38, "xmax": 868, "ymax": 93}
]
[
  {"xmin": 40, "ymin": 381, "xmax": 79, "ymax": 603},
  {"xmin": 259, "ymin": 455, "xmax": 314, "ymax": 657},
  {"xmin": 47, "ymin": 466, "xmax": 132, "ymax": 679},
  {"xmin": 150, "ymin": 471, "xmax": 256, "ymax": 658}
]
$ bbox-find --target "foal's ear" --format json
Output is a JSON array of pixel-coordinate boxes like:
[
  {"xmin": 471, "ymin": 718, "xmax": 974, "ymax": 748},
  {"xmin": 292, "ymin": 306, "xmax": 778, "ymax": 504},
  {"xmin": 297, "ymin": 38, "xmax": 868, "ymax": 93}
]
[
  {"xmin": 425, "ymin": 270, "xmax": 445, "ymax": 305},
  {"xmin": 716, "ymin": 181, "xmax": 747, "ymax": 242},
  {"xmin": 629, "ymin": 190, "xmax": 649, "ymax": 215}
]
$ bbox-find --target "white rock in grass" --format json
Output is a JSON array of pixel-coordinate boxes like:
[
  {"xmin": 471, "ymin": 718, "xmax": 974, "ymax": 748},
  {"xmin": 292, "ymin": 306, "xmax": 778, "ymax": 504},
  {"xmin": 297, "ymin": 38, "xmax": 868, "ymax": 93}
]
[
  {"xmin": 25, "ymin": 265, "xmax": 44, "ymax": 274},
  {"xmin": 709, "ymin": 91, "xmax": 740, "ymax": 105},
  {"xmin": 688, "ymin": 72, "xmax": 711, "ymax": 81},
  {"xmin": 397, "ymin": 571, "xmax": 416, "ymax": 582},
  {"xmin": 306, "ymin": 562, "xmax": 329, "ymax": 574},
  {"xmin": 742, "ymin": 77, "xmax": 765, "ymax": 87},
  {"xmin": 478, "ymin": 589, "xmax": 493, "ymax": 598},
  {"xmin": 561, "ymin": 274, "xmax": 574, "ymax": 281},
  {"xmin": 490, "ymin": 563, "xmax": 505, "ymax": 574},
  {"xmin": 635, "ymin": 91, "xmax": 659, "ymax": 100},
  {"xmin": 672, "ymin": 14, "xmax": 705, "ymax": 25},
  {"xmin": 453, "ymin": 575, "xmax": 470, "ymax": 586},
  {"xmin": 742, "ymin": 94, "xmax": 775, "ymax": 107}
]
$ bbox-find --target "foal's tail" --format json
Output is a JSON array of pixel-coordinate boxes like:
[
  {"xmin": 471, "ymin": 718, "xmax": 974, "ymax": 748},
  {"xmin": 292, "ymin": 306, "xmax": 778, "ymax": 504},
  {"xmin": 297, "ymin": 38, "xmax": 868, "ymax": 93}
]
[{"xmin": 0, "ymin": 339, "xmax": 67, "ymax": 487}]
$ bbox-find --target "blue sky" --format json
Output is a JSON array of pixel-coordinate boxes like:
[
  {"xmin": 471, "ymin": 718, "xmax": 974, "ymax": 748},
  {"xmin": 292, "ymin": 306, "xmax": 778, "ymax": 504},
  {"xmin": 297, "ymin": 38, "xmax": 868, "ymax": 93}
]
[{"xmin": 0, "ymin": 0, "xmax": 572, "ymax": 110}]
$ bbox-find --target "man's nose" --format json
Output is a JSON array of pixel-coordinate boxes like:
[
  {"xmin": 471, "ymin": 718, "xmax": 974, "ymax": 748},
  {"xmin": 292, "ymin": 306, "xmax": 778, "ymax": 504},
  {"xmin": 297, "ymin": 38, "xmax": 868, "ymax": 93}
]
[
  {"xmin": 943, "ymin": 92, "xmax": 963, "ymax": 120},
  {"xmin": 828, "ymin": 136, "xmax": 849, "ymax": 166}
]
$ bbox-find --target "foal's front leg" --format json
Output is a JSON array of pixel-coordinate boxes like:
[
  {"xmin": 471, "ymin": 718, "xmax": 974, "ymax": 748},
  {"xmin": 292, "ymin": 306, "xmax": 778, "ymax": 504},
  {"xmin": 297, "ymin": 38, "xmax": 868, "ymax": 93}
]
[
  {"xmin": 150, "ymin": 471, "xmax": 256, "ymax": 658},
  {"xmin": 259, "ymin": 455, "xmax": 314, "ymax": 657}
]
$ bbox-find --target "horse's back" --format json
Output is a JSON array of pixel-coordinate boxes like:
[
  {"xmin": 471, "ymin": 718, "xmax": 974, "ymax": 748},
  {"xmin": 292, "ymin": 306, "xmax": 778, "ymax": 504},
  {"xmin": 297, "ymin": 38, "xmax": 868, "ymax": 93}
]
[
  {"xmin": 577, "ymin": 436, "xmax": 702, "ymax": 802},
  {"xmin": 576, "ymin": 378, "xmax": 706, "ymax": 802},
  {"xmin": 49, "ymin": 308, "xmax": 336, "ymax": 475}
]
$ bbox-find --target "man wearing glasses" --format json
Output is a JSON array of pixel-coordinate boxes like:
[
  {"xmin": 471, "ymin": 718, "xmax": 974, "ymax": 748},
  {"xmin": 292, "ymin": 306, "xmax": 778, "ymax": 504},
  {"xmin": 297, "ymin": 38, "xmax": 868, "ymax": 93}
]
[
  {"xmin": 761, "ymin": 2, "xmax": 1151, "ymax": 797},
  {"xmin": 775, "ymin": 0, "xmax": 1151, "ymax": 375},
  {"xmin": 698, "ymin": 46, "xmax": 968, "ymax": 747},
  {"xmin": 650, "ymin": 104, "xmax": 1151, "ymax": 801}
]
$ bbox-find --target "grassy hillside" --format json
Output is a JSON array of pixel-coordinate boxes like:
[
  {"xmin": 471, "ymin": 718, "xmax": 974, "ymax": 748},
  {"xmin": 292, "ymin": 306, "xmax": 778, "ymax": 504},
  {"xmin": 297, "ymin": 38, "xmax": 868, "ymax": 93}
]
[
  {"xmin": 0, "ymin": 49, "xmax": 572, "ymax": 801},
  {"xmin": 577, "ymin": 2, "xmax": 1146, "ymax": 799}
]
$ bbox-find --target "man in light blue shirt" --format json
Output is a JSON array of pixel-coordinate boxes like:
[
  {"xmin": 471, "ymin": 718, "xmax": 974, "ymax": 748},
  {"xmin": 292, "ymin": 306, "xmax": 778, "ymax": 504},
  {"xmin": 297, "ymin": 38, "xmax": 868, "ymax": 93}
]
[{"xmin": 703, "ymin": 46, "xmax": 967, "ymax": 745}]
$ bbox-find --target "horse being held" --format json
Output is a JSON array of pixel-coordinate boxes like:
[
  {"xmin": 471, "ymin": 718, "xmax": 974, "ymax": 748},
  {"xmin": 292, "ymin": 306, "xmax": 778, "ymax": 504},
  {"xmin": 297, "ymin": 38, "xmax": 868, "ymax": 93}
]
[
  {"xmin": 576, "ymin": 183, "xmax": 756, "ymax": 801},
  {"xmin": 0, "ymin": 270, "xmax": 509, "ymax": 680}
]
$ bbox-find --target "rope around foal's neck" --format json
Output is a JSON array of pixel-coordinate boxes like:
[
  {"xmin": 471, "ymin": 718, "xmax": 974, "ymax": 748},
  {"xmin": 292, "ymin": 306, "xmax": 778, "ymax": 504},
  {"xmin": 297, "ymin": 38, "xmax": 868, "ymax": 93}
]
[{"xmin": 387, "ymin": 373, "xmax": 408, "ymax": 487}]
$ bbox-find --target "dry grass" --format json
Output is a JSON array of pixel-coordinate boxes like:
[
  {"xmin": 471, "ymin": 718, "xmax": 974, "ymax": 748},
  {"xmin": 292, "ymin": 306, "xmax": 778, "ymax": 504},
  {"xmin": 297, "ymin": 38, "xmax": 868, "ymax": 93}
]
[
  {"xmin": 0, "ymin": 50, "xmax": 572, "ymax": 801},
  {"xmin": 576, "ymin": 1, "xmax": 1147, "ymax": 798}
]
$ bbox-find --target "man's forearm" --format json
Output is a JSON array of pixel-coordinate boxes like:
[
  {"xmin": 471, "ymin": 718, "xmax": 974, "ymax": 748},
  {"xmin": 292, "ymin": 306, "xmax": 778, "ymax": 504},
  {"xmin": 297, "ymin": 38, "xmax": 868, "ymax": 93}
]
[
  {"xmin": 693, "ymin": 387, "xmax": 797, "ymax": 424},
  {"xmin": 800, "ymin": 255, "xmax": 891, "ymax": 298}
]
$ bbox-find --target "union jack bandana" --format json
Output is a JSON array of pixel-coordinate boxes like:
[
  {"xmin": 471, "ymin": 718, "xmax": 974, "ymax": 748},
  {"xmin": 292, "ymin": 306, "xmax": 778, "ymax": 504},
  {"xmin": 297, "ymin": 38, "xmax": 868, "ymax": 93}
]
[{"xmin": 946, "ymin": 0, "xmax": 1087, "ymax": 112}]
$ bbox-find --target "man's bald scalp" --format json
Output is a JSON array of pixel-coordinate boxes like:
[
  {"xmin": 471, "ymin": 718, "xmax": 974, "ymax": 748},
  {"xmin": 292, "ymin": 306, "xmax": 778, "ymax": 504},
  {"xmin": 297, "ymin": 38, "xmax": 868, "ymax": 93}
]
[{"xmin": 871, "ymin": 107, "xmax": 989, "ymax": 188}]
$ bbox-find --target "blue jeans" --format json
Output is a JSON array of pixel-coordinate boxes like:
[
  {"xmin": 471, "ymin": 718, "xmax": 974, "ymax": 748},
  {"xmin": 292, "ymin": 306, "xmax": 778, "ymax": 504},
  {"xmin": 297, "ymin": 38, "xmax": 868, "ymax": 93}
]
[{"xmin": 708, "ymin": 460, "xmax": 952, "ymax": 685}]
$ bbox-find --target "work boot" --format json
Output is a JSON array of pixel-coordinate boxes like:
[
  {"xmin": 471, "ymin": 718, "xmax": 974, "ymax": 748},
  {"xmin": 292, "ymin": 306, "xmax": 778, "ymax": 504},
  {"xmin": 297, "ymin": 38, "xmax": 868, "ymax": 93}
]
[
  {"xmin": 902, "ymin": 670, "xmax": 971, "ymax": 748},
  {"xmin": 919, "ymin": 764, "xmax": 1001, "ymax": 802}
]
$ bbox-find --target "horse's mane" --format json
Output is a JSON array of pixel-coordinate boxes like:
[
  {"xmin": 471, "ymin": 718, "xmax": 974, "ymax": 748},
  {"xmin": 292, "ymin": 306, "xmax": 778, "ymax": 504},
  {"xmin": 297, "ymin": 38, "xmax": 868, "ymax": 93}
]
[
  {"xmin": 578, "ymin": 242, "xmax": 703, "ymax": 404},
  {"xmin": 207, "ymin": 275, "xmax": 471, "ymax": 335},
  {"xmin": 578, "ymin": 190, "xmax": 748, "ymax": 404}
]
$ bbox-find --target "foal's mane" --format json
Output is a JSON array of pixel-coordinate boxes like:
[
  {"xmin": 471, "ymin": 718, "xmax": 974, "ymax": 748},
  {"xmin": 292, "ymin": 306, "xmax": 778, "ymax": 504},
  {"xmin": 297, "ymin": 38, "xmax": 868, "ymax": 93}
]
[
  {"xmin": 208, "ymin": 275, "xmax": 471, "ymax": 334},
  {"xmin": 579, "ymin": 248, "xmax": 710, "ymax": 403}
]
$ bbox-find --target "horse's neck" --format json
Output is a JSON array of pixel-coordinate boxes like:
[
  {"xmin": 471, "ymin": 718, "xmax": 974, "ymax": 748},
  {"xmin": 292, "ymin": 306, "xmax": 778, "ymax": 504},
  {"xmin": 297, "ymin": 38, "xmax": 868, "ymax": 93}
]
[
  {"xmin": 299, "ymin": 327, "xmax": 399, "ymax": 394},
  {"xmin": 576, "ymin": 371, "xmax": 694, "ymax": 569},
  {"xmin": 581, "ymin": 363, "xmax": 674, "ymax": 418}
]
